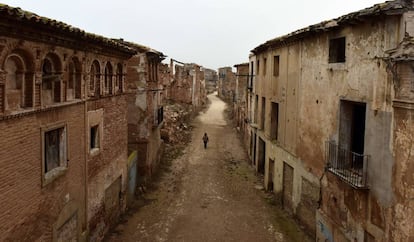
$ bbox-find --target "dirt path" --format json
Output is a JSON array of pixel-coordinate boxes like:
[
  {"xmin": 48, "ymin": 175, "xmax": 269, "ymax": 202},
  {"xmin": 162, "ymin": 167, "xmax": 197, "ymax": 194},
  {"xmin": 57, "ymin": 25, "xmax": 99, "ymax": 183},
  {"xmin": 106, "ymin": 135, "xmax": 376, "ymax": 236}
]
[{"xmin": 105, "ymin": 93, "xmax": 312, "ymax": 242}]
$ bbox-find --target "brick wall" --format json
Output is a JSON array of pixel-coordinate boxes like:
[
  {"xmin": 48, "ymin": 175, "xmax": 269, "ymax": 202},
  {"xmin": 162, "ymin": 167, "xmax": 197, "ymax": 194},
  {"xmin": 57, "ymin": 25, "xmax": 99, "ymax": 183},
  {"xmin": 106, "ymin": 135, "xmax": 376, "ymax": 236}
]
[
  {"xmin": 0, "ymin": 103, "xmax": 86, "ymax": 241},
  {"xmin": 86, "ymin": 95, "xmax": 128, "ymax": 241}
]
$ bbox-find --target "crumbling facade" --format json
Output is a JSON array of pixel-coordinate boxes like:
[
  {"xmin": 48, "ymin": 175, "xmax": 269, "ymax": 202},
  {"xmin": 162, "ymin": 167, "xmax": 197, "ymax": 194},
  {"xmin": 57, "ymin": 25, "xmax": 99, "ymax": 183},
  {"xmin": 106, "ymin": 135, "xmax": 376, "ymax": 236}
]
[
  {"xmin": 217, "ymin": 66, "xmax": 236, "ymax": 102},
  {"xmin": 0, "ymin": 5, "xmax": 135, "ymax": 241},
  {"xmin": 122, "ymin": 41, "xmax": 165, "ymax": 185},
  {"xmin": 202, "ymin": 67, "xmax": 218, "ymax": 94},
  {"xmin": 169, "ymin": 60, "xmax": 206, "ymax": 108},
  {"xmin": 248, "ymin": 1, "xmax": 414, "ymax": 241},
  {"xmin": 234, "ymin": 63, "xmax": 249, "ymax": 147}
]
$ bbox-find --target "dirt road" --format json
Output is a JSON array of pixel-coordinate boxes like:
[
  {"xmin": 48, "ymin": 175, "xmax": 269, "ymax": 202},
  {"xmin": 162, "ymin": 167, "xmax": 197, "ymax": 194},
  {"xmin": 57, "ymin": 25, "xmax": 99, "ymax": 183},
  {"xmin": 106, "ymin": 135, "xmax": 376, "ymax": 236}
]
[{"xmin": 105, "ymin": 93, "xmax": 311, "ymax": 242}]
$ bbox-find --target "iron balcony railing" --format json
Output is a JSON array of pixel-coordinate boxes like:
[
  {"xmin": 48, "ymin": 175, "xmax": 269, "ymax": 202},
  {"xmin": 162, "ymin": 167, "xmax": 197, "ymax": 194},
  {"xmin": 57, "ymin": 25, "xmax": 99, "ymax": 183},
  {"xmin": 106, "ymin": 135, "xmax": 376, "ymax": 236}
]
[{"xmin": 325, "ymin": 140, "xmax": 369, "ymax": 189}]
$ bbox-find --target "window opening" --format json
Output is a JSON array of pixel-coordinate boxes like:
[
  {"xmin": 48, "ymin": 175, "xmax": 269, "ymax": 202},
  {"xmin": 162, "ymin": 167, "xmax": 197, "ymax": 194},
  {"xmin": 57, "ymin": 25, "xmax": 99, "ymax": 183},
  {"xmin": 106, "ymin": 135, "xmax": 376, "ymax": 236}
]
[
  {"xmin": 273, "ymin": 56, "xmax": 280, "ymax": 76},
  {"xmin": 90, "ymin": 125, "xmax": 99, "ymax": 150},
  {"xmin": 271, "ymin": 102, "xmax": 279, "ymax": 140},
  {"xmin": 44, "ymin": 127, "xmax": 65, "ymax": 173},
  {"xmin": 329, "ymin": 37, "xmax": 346, "ymax": 63}
]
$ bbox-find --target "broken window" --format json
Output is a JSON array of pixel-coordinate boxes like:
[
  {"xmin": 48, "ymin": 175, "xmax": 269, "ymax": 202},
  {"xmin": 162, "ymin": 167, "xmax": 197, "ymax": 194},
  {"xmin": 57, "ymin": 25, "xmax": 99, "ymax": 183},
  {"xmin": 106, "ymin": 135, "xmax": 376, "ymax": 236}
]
[
  {"xmin": 270, "ymin": 102, "xmax": 279, "ymax": 140},
  {"xmin": 90, "ymin": 125, "xmax": 99, "ymax": 150},
  {"xmin": 273, "ymin": 56, "xmax": 280, "ymax": 77},
  {"xmin": 43, "ymin": 126, "xmax": 67, "ymax": 182},
  {"xmin": 329, "ymin": 37, "xmax": 346, "ymax": 63}
]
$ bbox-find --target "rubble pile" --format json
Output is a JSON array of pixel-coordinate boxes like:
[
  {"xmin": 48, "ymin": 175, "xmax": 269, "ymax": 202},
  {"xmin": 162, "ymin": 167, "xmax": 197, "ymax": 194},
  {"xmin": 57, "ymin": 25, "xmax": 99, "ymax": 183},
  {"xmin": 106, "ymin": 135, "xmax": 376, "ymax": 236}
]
[{"xmin": 161, "ymin": 102, "xmax": 193, "ymax": 145}]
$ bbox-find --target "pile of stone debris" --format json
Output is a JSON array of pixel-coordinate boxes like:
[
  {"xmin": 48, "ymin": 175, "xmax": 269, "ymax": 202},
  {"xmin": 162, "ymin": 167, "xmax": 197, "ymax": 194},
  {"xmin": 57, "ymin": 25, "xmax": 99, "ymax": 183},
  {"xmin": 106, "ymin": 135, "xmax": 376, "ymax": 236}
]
[{"xmin": 161, "ymin": 101, "xmax": 193, "ymax": 145}]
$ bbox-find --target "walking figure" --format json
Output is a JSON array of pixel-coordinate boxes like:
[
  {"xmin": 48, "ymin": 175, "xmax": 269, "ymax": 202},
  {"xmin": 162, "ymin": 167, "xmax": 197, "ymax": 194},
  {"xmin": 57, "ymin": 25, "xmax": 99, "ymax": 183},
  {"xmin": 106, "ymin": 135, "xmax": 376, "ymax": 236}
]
[{"xmin": 202, "ymin": 133, "xmax": 209, "ymax": 149}]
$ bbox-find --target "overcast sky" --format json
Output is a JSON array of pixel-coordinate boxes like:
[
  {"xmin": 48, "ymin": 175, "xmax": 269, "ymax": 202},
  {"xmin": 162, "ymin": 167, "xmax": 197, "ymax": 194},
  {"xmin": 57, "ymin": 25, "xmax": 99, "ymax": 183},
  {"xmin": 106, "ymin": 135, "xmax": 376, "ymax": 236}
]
[{"xmin": 3, "ymin": 0, "xmax": 384, "ymax": 70}]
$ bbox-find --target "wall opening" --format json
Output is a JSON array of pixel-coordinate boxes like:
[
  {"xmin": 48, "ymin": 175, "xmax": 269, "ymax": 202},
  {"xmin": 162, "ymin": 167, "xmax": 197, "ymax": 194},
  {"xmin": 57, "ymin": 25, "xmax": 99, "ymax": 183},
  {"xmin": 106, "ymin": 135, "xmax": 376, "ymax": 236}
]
[
  {"xmin": 258, "ymin": 137, "xmax": 265, "ymax": 174},
  {"xmin": 271, "ymin": 102, "xmax": 279, "ymax": 140},
  {"xmin": 261, "ymin": 97, "xmax": 265, "ymax": 130},
  {"xmin": 90, "ymin": 125, "xmax": 99, "ymax": 150},
  {"xmin": 339, "ymin": 100, "xmax": 366, "ymax": 168},
  {"xmin": 268, "ymin": 158, "xmax": 275, "ymax": 192},
  {"xmin": 329, "ymin": 37, "xmax": 346, "ymax": 63},
  {"xmin": 273, "ymin": 56, "xmax": 280, "ymax": 77},
  {"xmin": 253, "ymin": 132, "xmax": 257, "ymax": 166}
]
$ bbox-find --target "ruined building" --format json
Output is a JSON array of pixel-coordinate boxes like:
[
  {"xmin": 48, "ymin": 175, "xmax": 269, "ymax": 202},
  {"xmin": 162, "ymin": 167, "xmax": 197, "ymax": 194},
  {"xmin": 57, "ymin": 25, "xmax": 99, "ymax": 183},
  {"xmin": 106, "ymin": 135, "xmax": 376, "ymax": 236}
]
[
  {"xmin": 0, "ymin": 5, "xmax": 137, "ymax": 241},
  {"xmin": 248, "ymin": 0, "xmax": 414, "ymax": 241},
  {"xmin": 121, "ymin": 41, "xmax": 165, "ymax": 184},
  {"xmin": 169, "ymin": 60, "xmax": 206, "ymax": 108},
  {"xmin": 202, "ymin": 67, "xmax": 218, "ymax": 94},
  {"xmin": 217, "ymin": 66, "xmax": 236, "ymax": 102}
]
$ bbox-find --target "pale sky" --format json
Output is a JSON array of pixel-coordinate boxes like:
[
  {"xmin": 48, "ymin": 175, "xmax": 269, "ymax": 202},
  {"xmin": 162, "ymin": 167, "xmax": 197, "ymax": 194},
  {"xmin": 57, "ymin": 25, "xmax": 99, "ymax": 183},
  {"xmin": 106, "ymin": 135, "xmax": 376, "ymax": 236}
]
[{"xmin": 2, "ymin": 0, "xmax": 384, "ymax": 70}]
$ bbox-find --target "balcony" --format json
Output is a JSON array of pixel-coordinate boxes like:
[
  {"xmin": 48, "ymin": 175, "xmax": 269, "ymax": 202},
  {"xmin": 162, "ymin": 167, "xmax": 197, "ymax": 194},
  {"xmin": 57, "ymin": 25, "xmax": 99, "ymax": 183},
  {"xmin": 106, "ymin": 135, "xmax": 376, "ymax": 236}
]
[{"xmin": 325, "ymin": 141, "xmax": 369, "ymax": 189}]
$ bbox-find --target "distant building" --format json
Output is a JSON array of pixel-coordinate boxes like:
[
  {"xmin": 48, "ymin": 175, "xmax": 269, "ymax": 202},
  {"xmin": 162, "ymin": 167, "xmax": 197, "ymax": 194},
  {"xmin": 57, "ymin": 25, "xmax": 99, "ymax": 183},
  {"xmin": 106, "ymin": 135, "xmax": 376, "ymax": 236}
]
[
  {"xmin": 169, "ymin": 60, "xmax": 206, "ymax": 107},
  {"xmin": 247, "ymin": 0, "xmax": 414, "ymax": 241},
  {"xmin": 217, "ymin": 67, "xmax": 236, "ymax": 102},
  {"xmin": 202, "ymin": 67, "xmax": 218, "ymax": 94}
]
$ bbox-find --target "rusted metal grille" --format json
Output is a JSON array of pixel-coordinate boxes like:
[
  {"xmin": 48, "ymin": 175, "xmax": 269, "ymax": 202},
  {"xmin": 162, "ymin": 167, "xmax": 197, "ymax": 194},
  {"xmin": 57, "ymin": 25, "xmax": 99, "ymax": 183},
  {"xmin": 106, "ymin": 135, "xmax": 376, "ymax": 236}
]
[{"xmin": 325, "ymin": 140, "xmax": 369, "ymax": 189}]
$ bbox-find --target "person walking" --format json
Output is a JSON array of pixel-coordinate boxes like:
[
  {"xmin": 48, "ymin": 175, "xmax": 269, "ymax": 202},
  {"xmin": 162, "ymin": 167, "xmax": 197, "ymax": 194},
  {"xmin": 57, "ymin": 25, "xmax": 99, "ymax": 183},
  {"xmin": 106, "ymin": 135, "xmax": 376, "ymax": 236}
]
[{"xmin": 202, "ymin": 133, "xmax": 209, "ymax": 149}]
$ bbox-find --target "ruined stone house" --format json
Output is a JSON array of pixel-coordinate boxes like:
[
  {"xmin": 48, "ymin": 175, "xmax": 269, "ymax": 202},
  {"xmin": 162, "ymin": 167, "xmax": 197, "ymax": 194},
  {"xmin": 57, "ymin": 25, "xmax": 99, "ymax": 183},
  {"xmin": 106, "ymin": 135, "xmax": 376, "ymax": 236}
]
[
  {"xmin": 202, "ymin": 67, "xmax": 218, "ymax": 94},
  {"xmin": 0, "ymin": 5, "xmax": 135, "ymax": 241},
  {"xmin": 169, "ymin": 60, "xmax": 206, "ymax": 107},
  {"xmin": 248, "ymin": 0, "xmax": 414, "ymax": 241},
  {"xmin": 121, "ymin": 41, "xmax": 165, "ymax": 184},
  {"xmin": 217, "ymin": 66, "xmax": 236, "ymax": 102}
]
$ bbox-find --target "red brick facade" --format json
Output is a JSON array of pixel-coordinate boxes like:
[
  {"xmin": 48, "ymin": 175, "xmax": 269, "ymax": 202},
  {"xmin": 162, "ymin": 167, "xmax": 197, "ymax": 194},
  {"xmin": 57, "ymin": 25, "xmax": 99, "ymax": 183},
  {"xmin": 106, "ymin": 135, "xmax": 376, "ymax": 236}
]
[{"xmin": 0, "ymin": 5, "xmax": 134, "ymax": 241}]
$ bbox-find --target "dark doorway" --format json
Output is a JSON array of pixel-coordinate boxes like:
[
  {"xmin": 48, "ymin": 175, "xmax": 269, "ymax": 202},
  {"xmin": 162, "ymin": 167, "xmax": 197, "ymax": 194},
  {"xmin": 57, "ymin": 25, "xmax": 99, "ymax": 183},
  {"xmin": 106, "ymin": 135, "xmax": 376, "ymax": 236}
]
[
  {"xmin": 258, "ymin": 137, "xmax": 266, "ymax": 174},
  {"xmin": 268, "ymin": 159, "xmax": 275, "ymax": 192},
  {"xmin": 252, "ymin": 132, "xmax": 257, "ymax": 166},
  {"xmin": 339, "ymin": 100, "xmax": 366, "ymax": 168},
  {"xmin": 270, "ymin": 102, "xmax": 279, "ymax": 140}
]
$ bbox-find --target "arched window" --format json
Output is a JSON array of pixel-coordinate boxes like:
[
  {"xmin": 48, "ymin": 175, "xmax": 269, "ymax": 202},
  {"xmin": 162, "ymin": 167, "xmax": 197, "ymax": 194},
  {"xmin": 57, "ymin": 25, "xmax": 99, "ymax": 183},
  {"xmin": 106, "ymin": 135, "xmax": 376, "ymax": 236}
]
[
  {"xmin": 5, "ymin": 55, "xmax": 24, "ymax": 110},
  {"xmin": 67, "ymin": 57, "xmax": 82, "ymax": 100},
  {"xmin": 42, "ymin": 53, "xmax": 62, "ymax": 105},
  {"xmin": 116, "ymin": 63, "xmax": 123, "ymax": 93},
  {"xmin": 90, "ymin": 60, "xmax": 100, "ymax": 97},
  {"xmin": 104, "ymin": 62, "xmax": 113, "ymax": 95},
  {"xmin": 3, "ymin": 50, "xmax": 34, "ymax": 111}
]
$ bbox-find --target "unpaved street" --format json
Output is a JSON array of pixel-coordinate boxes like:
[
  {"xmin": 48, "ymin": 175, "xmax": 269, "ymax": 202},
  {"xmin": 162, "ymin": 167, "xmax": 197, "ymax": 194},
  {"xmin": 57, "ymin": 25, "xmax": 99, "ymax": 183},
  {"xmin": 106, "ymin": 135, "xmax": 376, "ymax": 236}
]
[{"xmin": 106, "ymin": 93, "xmax": 311, "ymax": 242}]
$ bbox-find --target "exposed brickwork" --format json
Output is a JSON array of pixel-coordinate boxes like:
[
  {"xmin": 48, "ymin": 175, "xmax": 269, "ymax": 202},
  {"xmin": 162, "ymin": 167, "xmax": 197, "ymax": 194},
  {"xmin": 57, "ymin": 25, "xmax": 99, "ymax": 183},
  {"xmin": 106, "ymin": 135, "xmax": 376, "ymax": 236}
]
[
  {"xmin": 0, "ymin": 103, "xmax": 86, "ymax": 241},
  {"xmin": 218, "ymin": 67, "xmax": 236, "ymax": 102},
  {"xmin": 0, "ymin": 10, "xmax": 133, "ymax": 241}
]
